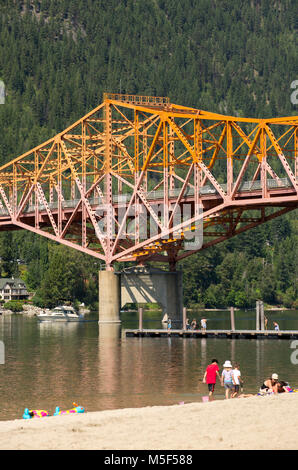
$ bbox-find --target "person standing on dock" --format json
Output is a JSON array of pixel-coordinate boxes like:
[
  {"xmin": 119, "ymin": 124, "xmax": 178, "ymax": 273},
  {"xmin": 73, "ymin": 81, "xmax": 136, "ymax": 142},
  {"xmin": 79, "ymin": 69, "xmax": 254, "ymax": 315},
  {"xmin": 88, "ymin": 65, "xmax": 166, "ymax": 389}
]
[
  {"xmin": 200, "ymin": 318, "xmax": 207, "ymax": 332},
  {"xmin": 203, "ymin": 359, "xmax": 220, "ymax": 401}
]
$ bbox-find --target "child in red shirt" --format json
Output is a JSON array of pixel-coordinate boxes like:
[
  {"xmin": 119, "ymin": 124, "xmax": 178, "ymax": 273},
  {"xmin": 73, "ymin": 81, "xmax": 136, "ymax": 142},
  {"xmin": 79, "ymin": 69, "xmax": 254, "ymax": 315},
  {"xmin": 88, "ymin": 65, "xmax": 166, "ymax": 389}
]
[{"xmin": 203, "ymin": 359, "xmax": 220, "ymax": 400}]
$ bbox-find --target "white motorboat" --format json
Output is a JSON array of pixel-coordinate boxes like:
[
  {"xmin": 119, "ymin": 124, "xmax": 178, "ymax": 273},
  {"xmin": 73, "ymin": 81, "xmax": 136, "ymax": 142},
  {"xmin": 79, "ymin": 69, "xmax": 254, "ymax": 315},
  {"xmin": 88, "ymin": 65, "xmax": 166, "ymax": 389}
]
[{"xmin": 37, "ymin": 305, "xmax": 84, "ymax": 322}]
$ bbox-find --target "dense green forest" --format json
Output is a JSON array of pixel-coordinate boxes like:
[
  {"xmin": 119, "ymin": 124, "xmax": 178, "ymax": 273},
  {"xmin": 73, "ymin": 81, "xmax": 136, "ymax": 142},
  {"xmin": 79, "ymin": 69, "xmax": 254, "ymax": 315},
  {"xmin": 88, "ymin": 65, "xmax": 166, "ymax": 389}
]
[{"xmin": 0, "ymin": 0, "xmax": 297, "ymax": 309}]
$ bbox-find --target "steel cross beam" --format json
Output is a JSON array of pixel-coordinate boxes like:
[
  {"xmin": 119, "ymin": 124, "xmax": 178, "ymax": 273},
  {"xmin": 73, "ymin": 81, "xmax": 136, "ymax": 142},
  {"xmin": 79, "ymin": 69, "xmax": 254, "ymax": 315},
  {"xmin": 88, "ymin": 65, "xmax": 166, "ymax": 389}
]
[{"xmin": 0, "ymin": 93, "xmax": 296, "ymax": 268}]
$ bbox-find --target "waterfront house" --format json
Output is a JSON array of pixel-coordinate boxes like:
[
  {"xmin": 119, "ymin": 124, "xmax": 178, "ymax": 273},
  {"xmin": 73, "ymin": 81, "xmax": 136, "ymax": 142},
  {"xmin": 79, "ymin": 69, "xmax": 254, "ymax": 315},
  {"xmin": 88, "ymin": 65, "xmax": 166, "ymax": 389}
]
[{"xmin": 0, "ymin": 277, "xmax": 29, "ymax": 301}]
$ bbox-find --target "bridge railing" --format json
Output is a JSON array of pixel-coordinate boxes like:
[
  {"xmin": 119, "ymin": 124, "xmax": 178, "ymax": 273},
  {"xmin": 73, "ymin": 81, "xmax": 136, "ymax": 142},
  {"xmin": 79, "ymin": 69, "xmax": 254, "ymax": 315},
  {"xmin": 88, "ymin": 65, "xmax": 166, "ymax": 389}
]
[
  {"xmin": 103, "ymin": 93, "xmax": 170, "ymax": 107},
  {"xmin": 0, "ymin": 177, "xmax": 292, "ymax": 217}
]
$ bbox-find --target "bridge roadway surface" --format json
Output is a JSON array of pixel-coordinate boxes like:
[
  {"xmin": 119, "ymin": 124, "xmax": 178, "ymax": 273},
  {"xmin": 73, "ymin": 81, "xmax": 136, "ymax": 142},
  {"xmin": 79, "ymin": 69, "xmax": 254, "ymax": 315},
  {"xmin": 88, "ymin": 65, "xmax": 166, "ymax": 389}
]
[{"xmin": 0, "ymin": 176, "xmax": 294, "ymax": 228}]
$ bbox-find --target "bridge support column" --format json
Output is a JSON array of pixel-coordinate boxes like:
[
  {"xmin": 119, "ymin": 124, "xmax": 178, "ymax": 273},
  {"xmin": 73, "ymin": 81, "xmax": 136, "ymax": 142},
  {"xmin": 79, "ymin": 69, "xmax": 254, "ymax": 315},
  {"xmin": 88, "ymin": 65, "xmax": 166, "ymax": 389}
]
[
  {"xmin": 120, "ymin": 266, "xmax": 183, "ymax": 324},
  {"xmin": 98, "ymin": 270, "xmax": 121, "ymax": 323}
]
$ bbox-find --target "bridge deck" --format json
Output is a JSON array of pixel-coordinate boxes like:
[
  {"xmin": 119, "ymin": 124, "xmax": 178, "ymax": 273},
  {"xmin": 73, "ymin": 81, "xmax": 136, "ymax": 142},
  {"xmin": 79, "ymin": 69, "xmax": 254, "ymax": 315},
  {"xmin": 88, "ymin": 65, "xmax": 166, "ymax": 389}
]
[
  {"xmin": 125, "ymin": 329, "xmax": 298, "ymax": 339},
  {"xmin": 0, "ymin": 176, "xmax": 293, "ymax": 218}
]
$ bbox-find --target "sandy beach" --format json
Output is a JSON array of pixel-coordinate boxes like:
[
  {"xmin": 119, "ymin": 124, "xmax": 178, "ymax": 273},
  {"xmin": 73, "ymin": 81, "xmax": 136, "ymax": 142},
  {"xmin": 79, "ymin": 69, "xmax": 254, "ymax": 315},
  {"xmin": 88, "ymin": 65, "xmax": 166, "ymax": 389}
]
[{"xmin": 1, "ymin": 393, "xmax": 298, "ymax": 450}]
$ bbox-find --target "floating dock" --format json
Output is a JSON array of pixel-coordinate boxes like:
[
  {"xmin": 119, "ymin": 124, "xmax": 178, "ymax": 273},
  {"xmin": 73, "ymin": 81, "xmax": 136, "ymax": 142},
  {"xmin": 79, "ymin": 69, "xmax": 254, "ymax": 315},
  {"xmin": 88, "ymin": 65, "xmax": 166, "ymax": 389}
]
[{"xmin": 125, "ymin": 329, "xmax": 298, "ymax": 340}]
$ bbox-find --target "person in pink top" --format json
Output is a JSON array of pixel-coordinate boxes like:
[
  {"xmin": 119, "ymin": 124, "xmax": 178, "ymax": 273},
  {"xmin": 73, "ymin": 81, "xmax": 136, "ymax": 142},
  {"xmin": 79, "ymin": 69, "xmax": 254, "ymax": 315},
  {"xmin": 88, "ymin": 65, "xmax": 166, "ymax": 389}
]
[{"xmin": 203, "ymin": 359, "xmax": 220, "ymax": 400}]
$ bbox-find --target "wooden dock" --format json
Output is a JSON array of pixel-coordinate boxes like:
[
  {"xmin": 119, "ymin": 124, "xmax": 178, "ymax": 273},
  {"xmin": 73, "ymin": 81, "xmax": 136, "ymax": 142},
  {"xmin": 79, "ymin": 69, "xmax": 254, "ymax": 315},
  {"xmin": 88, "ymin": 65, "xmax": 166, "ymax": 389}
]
[{"xmin": 125, "ymin": 329, "xmax": 298, "ymax": 340}]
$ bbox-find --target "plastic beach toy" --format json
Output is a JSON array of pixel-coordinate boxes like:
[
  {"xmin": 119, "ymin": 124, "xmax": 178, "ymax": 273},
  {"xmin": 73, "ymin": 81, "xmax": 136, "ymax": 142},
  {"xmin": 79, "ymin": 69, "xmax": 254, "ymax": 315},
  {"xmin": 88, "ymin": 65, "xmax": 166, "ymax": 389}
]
[
  {"xmin": 53, "ymin": 402, "xmax": 85, "ymax": 416},
  {"xmin": 202, "ymin": 396, "xmax": 209, "ymax": 403},
  {"xmin": 23, "ymin": 408, "xmax": 49, "ymax": 419}
]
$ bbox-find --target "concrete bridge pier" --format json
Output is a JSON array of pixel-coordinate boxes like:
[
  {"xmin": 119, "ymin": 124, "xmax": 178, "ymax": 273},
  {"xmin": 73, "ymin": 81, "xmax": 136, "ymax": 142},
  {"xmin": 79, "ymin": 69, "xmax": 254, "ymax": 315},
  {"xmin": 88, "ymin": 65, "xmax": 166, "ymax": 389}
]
[
  {"xmin": 98, "ymin": 269, "xmax": 121, "ymax": 323},
  {"xmin": 120, "ymin": 266, "xmax": 183, "ymax": 324},
  {"xmin": 98, "ymin": 266, "xmax": 183, "ymax": 324}
]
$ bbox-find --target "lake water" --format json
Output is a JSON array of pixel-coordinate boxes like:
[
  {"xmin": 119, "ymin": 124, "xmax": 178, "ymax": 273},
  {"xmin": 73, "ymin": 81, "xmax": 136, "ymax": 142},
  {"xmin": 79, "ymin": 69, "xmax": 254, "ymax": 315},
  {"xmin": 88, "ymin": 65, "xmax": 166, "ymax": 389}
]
[{"xmin": 0, "ymin": 309, "xmax": 297, "ymax": 421}]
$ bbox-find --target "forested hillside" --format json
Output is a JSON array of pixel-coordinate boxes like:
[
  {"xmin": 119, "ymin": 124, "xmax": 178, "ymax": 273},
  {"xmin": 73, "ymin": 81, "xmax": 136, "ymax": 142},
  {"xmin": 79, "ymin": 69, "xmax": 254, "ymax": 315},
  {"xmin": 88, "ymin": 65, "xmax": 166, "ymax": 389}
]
[{"xmin": 0, "ymin": 0, "xmax": 297, "ymax": 309}]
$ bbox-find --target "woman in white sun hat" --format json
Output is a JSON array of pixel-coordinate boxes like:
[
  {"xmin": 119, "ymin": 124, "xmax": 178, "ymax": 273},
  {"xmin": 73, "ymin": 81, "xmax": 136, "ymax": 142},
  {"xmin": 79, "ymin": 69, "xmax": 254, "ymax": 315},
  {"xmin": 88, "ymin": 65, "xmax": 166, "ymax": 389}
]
[
  {"xmin": 259, "ymin": 373, "xmax": 279, "ymax": 394},
  {"xmin": 221, "ymin": 360, "xmax": 236, "ymax": 399}
]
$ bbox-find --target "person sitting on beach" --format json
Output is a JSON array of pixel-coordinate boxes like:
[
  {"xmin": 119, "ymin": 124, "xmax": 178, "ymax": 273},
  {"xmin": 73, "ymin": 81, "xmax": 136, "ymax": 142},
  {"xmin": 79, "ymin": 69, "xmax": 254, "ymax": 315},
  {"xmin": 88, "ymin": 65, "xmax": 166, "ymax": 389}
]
[
  {"xmin": 277, "ymin": 381, "xmax": 292, "ymax": 393},
  {"xmin": 259, "ymin": 373, "xmax": 279, "ymax": 394},
  {"xmin": 239, "ymin": 381, "xmax": 293, "ymax": 398},
  {"xmin": 221, "ymin": 360, "xmax": 236, "ymax": 399}
]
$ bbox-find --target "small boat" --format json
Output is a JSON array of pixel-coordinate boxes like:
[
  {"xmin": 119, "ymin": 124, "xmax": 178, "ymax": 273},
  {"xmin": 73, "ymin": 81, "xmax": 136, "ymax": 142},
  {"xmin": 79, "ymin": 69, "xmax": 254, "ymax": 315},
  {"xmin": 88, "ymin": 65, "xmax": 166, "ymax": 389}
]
[{"xmin": 37, "ymin": 305, "xmax": 84, "ymax": 322}]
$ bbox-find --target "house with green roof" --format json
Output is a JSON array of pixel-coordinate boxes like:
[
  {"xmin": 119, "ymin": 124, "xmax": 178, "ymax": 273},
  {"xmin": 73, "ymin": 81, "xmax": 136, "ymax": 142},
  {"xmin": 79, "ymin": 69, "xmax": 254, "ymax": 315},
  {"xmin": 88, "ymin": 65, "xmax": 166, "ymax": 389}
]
[{"xmin": 0, "ymin": 278, "xmax": 29, "ymax": 301}]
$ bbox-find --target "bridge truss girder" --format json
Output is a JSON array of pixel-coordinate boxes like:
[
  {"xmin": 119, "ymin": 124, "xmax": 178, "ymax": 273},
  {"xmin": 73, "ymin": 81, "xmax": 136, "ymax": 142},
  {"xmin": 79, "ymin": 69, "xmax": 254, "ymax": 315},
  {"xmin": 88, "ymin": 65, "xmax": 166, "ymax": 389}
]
[{"xmin": 0, "ymin": 93, "xmax": 296, "ymax": 269}]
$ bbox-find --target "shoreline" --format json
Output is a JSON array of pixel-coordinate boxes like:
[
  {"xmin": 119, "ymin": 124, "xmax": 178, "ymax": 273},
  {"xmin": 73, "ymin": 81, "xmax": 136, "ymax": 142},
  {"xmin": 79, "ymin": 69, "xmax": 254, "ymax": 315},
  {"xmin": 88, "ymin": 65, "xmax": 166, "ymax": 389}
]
[
  {"xmin": 1, "ymin": 394, "xmax": 298, "ymax": 450},
  {"xmin": 0, "ymin": 305, "xmax": 91, "ymax": 316},
  {"xmin": 1, "ymin": 306, "xmax": 294, "ymax": 317},
  {"xmin": 127, "ymin": 307, "xmax": 295, "ymax": 313}
]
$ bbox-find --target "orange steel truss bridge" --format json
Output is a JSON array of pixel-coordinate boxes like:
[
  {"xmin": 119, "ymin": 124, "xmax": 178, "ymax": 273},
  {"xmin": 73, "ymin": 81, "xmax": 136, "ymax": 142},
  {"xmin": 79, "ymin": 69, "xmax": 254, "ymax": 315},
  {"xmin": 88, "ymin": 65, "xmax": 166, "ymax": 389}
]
[{"xmin": 0, "ymin": 93, "xmax": 297, "ymax": 270}]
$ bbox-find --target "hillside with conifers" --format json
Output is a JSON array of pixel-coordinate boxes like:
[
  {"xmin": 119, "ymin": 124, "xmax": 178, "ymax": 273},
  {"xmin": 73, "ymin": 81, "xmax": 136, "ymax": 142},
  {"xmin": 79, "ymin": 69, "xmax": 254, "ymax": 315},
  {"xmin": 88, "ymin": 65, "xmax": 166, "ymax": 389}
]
[{"xmin": 0, "ymin": 0, "xmax": 297, "ymax": 309}]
